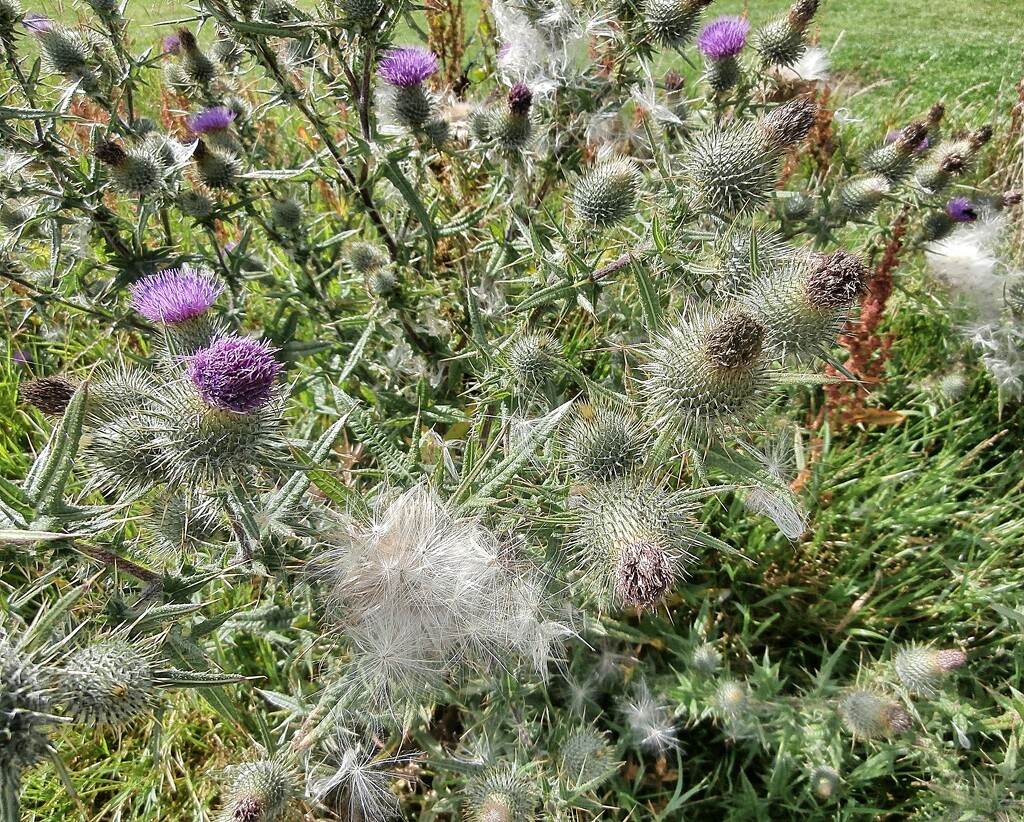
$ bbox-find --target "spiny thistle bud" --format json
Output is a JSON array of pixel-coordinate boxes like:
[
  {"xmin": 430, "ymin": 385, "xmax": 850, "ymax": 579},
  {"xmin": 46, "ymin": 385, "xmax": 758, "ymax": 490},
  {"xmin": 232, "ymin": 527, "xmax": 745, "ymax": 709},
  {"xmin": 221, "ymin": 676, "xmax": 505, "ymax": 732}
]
[
  {"xmin": 193, "ymin": 138, "xmax": 239, "ymax": 190},
  {"xmin": 697, "ymin": 16, "xmax": 749, "ymax": 92},
  {"xmin": 212, "ymin": 31, "xmax": 245, "ymax": 69},
  {"xmin": 685, "ymin": 125, "xmax": 781, "ymax": 215},
  {"xmin": 641, "ymin": 309, "xmax": 771, "ymax": 440},
  {"xmin": 486, "ymin": 83, "xmax": 534, "ymax": 153},
  {"xmin": 572, "ymin": 158, "xmax": 642, "ymax": 227},
  {"xmin": 175, "ymin": 27, "xmax": 217, "ymax": 85},
  {"xmin": 560, "ymin": 401, "xmax": 647, "ymax": 480},
  {"xmin": 187, "ymin": 335, "xmax": 282, "ymax": 413},
  {"xmin": 808, "ymin": 765, "xmax": 841, "ymax": 802},
  {"xmin": 504, "ymin": 331, "xmax": 562, "ymax": 387},
  {"xmin": 713, "ymin": 680, "xmax": 749, "ymax": 717},
  {"xmin": 560, "ymin": 727, "xmax": 617, "ymax": 789},
  {"xmin": 939, "ymin": 371, "xmax": 969, "ymax": 399},
  {"xmin": 914, "ymin": 151, "xmax": 966, "ymax": 193},
  {"xmin": 147, "ymin": 492, "xmax": 223, "ymax": 553},
  {"xmin": 863, "ymin": 122, "xmax": 929, "ymax": 183},
  {"xmin": 177, "ymin": 189, "xmax": 216, "ymax": 221},
  {"xmin": 56, "ymin": 638, "xmax": 157, "ymax": 726},
  {"xmin": 570, "ymin": 481, "xmax": 697, "ymax": 609},
  {"xmin": 338, "ymin": 0, "xmax": 383, "ymax": 29},
  {"xmin": 217, "ymin": 759, "xmax": 295, "ymax": 822},
  {"xmin": 741, "ymin": 249, "xmax": 866, "ymax": 356},
  {"xmin": 998, "ymin": 190, "xmax": 1022, "ymax": 209},
  {"xmin": 0, "ymin": 0, "xmax": 23, "ymax": 46},
  {"xmin": 719, "ymin": 228, "xmax": 794, "ymax": 290},
  {"xmin": 644, "ymin": 0, "xmax": 714, "ymax": 47},
  {"xmin": 20, "ymin": 376, "xmax": 78, "ymax": 415},
  {"xmin": 839, "ymin": 689, "xmax": 912, "ymax": 738},
  {"xmin": 0, "ymin": 640, "xmax": 55, "ymax": 775},
  {"xmin": 270, "ymin": 198, "xmax": 303, "ymax": 230},
  {"xmin": 758, "ymin": 98, "xmax": 818, "ymax": 151},
  {"xmin": 753, "ymin": 0, "xmax": 817, "ymax": 68},
  {"xmin": 423, "ymin": 117, "xmax": 450, "ymax": 147},
  {"xmin": 84, "ymin": 416, "xmax": 165, "ymax": 494},
  {"xmin": 33, "ymin": 23, "xmax": 95, "ymax": 84},
  {"xmin": 836, "ymin": 174, "xmax": 890, "ymax": 220},
  {"xmin": 778, "ymin": 191, "xmax": 814, "ymax": 220},
  {"xmin": 465, "ymin": 765, "xmax": 536, "ymax": 822},
  {"xmin": 691, "ymin": 643, "xmax": 722, "ymax": 672},
  {"xmin": 893, "ymin": 645, "xmax": 966, "ymax": 697}
]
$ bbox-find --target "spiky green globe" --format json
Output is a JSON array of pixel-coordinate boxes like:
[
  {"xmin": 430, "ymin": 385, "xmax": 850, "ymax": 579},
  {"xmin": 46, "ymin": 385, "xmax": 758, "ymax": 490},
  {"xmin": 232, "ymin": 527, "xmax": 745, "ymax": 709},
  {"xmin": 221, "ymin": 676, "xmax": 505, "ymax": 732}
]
[
  {"xmin": 56, "ymin": 639, "xmax": 156, "ymax": 726},
  {"xmin": 893, "ymin": 645, "xmax": 966, "ymax": 696},
  {"xmin": 84, "ymin": 415, "xmax": 165, "ymax": 494},
  {"xmin": 561, "ymin": 402, "xmax": 646, "ymax": 480},
  {"xmin": 840, "ymin": 689, "xmax": 911, "ymax": 738},
  {"xmin": 560, "ymin": 727, "xmax": 616, "ymax": 788},
  {"xmin": 466, "ymin": 766, "xmax": 535, "ymax": 822},
  {"xmin": 836, "ymin": 174, "xmax": 890, "ymax": 219},
  {"xmin": 196, "ymin": 146, "xmax": 239, "ymax": 190},
  {"xmin": 37, "ymin": 26, "xmax": 92, "ymax": 76},
  {"xmin": 691, "ymin": 643, "xmax": 722, "ymax": 672},
  {"xmin": 219, "ymin": 759, "xmax": 295, "ymax": 822},
  {"xmin": 713, "ymin": 680, "xmax": 749, "ymax": 717},
  {"xmin": 644, "ymin": 0, "xmax": 708, "ymax": 46},
  {"xmin": 686, "ymin": 126, "xmax": 780, "ymax": 215},
  {"xmin": 505, "ymin": 331, "xmax": 562, "ymax": 387},
  {"xmin": 270, "ymin": 198, "xmax": 303, "ymax": 230},
  {"xmin": 393, "ymin": 85, "xmax": 433, "ymax": 130},
  {"xmin": 809, "ymin": 765, "xmax": 841, "ymax": 802},
  {"xmin": 572, "ymin": 159, "xmax": 642, "ymax": 227},
  {"xmin": 752, "ymin": 18, "xmax": 805, "ymax": 68},
  {"xmin": 109, "ymin": 149, "xmax": 166, "ymax": 197},
  {"xmin": 0, "ymin": 641, "xmax": 54, "ymax": 775}
]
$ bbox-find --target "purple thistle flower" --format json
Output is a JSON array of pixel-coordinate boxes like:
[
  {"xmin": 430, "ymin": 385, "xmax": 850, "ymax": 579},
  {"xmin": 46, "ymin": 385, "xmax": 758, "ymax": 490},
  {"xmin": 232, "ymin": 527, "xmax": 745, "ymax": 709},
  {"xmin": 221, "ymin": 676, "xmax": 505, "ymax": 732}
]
[
  {"xmin": 946, "ymin": 196, "xmax": 977, "ymax": 223},
  {"xmin": 23, "ymin": 13, "xmax": 54, "ymax": 32},
  {"xmin": 508, "ymin": 82, "xmax": 532, "ymax": 117},
  {"xmin": 378, "ymin": 46, "xmax": 439, "ymax": 88},
  {"xmin": 188, "ymin": 106, "xmax": 237, "ymax": 134},
  {"xmin": 884, "ymin": 128, "xmax": 929, "ymax": 152},
  {"xmin": 697, "ymin": 16, "xmax": 750, "ymax": 59},
  {"xmin": 130, "ymin": 268, "xmax": 224, "ymax": 324},
  {"xmin": 162, "ymin": 34, "xmax": 181, "ymax": 54},
  {"xmin": 187, "ymin": 335, "xmax": 282, "ymax": 413}
]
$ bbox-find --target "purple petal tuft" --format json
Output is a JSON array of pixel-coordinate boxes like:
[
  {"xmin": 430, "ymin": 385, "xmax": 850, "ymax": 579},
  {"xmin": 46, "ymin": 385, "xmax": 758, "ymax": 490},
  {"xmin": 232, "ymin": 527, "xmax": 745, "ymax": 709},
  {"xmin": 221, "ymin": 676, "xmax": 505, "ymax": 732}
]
[
  {"xmin": 187, "ymin": 336, "xmax": 283, "ymax": 413},
  {"xmin": 697, "ymin": 16, "xmax": 750, "ymax": 59},
  {"xmin": 130, "ymin": 268, "xmax": 224, "ymax": 324},
  {"xmin": 188, "ymin": 106, "xmax": 237, "ymax": 134},
  {"xmin": 946, "ymin": 196, "xmax": 977, "ymax": 223},
  {"xmin": 378, "ymin": 46, "xmax": 439, "ymax": 87}
]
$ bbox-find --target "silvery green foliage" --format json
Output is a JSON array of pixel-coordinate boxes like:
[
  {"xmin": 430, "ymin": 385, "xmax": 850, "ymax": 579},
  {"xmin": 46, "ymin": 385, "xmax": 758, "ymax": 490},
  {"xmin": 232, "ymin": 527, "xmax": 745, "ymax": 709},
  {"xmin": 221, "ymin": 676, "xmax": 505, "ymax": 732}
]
[{"xmin": 0, "ymin": 0, "xmax": 1015, "ymax": 816}]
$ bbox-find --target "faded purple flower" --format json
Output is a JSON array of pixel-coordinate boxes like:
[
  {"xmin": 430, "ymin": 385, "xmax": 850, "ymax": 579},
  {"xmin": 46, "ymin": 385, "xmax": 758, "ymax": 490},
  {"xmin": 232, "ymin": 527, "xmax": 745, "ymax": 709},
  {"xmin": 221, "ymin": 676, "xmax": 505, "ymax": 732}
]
[
  {"xmin": 697, "ymin": 16, "xmax": 750, "ymax": 59},
  {"xmin": 188, "ymin": 106, "xmax": 236, "ymax": 134},
  {"xmin": 187, "ymin": 335, "xmax": 282, "ymax": 413},
  {"xmin": 23, "ymin": 13, "xmax": 54, "ymax": 32},
  {"xmin": 508, "ymin": 82, "xmax": 532, "ymax": 117},
  {"xmin": 378, "ymin": 46, "xmax": 439, "ymax": 87},
  {"xmin": 130, "ymin": 268, "xmax": 224, "ymax": 324},
  {"xmin": 946, "ymin": 196, "xmax": 977, "ymax": 223},
  {"xmin": 163, "ymin": 34, "xmax": 181, "ymax": 54},
  {"xmin": 884, "ymin": 128, "xmax": 929, "ymax": 152}
]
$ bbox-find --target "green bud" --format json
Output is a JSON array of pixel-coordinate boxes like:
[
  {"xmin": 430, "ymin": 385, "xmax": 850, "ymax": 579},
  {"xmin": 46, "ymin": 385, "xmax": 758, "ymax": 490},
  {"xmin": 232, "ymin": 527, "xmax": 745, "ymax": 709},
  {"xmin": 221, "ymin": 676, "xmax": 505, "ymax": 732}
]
[{"xmin": 573, "ymin": 158, "xmax": 642, "ymax": 227}]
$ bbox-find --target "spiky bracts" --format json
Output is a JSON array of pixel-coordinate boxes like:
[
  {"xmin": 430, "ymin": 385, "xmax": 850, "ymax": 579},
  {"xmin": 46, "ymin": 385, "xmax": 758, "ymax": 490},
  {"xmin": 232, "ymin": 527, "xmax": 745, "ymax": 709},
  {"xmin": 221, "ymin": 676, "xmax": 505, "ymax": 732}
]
[
  {"xmin": 893, "ymin": 645, "xmax": 966, "ymax": 697},
  {"xmin": 641, "ymin": 309, "xmax": 771, "ymax": 441},
  {"xmin": 94, "ymin": 140, "xmax": 167, "ymax": 197},
  {"xmin": 216, "ymin": 759, "xmax": 296, "ymax": 822},
  {"xmin": 55, "ymin": 639, "xmax": 158, "ymax": 726},
  {"xmin": 572, "ymin": 159, "xmax": 642, "ymax": 227},
  {"xmin": 644, "ymin": 0, "xmax": 714, "ymax": 48},
  {"xmin": 0, "ymin": 640, "xmax": 56, "ymax": 776},
  {"xmin": 559, "ymin": 401, "xmax": 648, "ymax": 481},
  {"xmin": 569, "ymin": 480, "xmax": 698, "ymax": 609},
  {"xmin": 753, "ymin": 0, "xmax": 818, "ymax": 68},
  {"xmin": 378, "ymin": 46, "xmax": 439, "ymax": 131},
  {"xmin": 839, "ymin": 689, "xmax": 912, "ymax": 739},
  {"xmin": 465, "ymin": 764, "xmax": 536, "ymax": 822}
]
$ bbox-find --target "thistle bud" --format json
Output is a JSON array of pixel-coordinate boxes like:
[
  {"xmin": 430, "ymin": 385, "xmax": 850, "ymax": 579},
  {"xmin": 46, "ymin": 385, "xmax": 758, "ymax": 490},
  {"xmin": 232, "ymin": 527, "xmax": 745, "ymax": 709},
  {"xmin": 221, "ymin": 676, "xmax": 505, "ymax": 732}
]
[
  {"xmin": 753, "ymin": 0, "xmax": 817, "ymax": 68},
  {"xmin": 270, "ymin": 198, "xmax": 303, "ymax": 230},
  {"xmin": 465, "ymin": 765, "xmax": 536, "ymax": 822},
  {"xmin": 20, "ymin": 376, "xmax": 78, "ymax": 415},
  {"xmin": 338, "ymin": 0, "xmax": 383, "ymax": 30},
  {"xmin": 691, "ymin": 643, "xmax": 722, "ymax": 672},
  {"xmin": 777, "ymin": 191, "xmax": 814, "ymax": 220},
  {"xmin": 561, "ymin": 401, "xmax": 647, "ymax": 481},
  {"xmin": 94, "ymin": 140, "xmax": 166, "ymax": 196},
  {"xmin": 969, "ymin": 124, "xmax": 993, "ymax": 150},
  {"xmin": 570, "ymin": 481, "xmax": 697, "ymax": 610},
  {"xmin": 998, "ymin": 190, "xmax": 1022, "ymax": 208},
  {"xmin": 56, "ymin": 639, "xmax": 157, "ymax": 726},
  {"xmin": 914, "ymin": 151, "xmax": 965, "ymax": 193},
  {"xmin": 572, "ymin": 158, "xmax": 642, "ymax": 227},
  {"xmin": 423, "ymin": 117, "xmax": 450, "ymax": 147},
  {"xmin": 893, "ymin": 645, "xmax": 966, "ymax": 696},
  {"xmin": 504, "ymin": 331, "xmax": 562, "ymax": 387},
  {"xmin": 33, "ymin": 23, "xmax": 95, "ymax": 84},
  {"xmin": 217, "ymin": 759, "xmax": 295, "ymax": 822},
  {"xmin": 488, "ymin": 83, "xmax": 534, "ymax": 153},
  {"xmin": 642, "ymin": 309, "xmax": 771, "ymax": 439},
  {"xmin": 836, "ymin": 174, "xmax": 890, "ymax": 220},
  {"xmin": 686, "ymin": 125, "xmax": 781, "ymax": 215},
  {"xmin": 175, "ymin": 27, "xmax": 217, "ymax": 85},
  {"xmin": 0, "ymin": 640, "xmax": 55, "ymax": 776},
  {"xmin": 0, "ymin": 0, "xmax": 22, "ymax": 46},
  {"xmin": 808, "ymin": 765, "xmax": 841, "ymax": 802},
  {"xmin": 644, "ymin": 0, "xmax": 714, "ymax": 47},
  {"xmin": 713, "ymin": 680, "xmax": 749, "ymax": 717},
  {"xmin": 212, "ymin": 31, "xmax": 245, "ymax": 69},
  {"xmin": 840, "ymin": 689, "xmax": 912, "ymax": 738},
  {"xmin": 758, "ymin": 98, "xmax": 817, "ymax": 151},
  {"xmin": 741, "ymin": 249, "xmax": 866, "ymax": 356},
  {"xmin": 560, "ymin": 727, "xmax": 617, "ymax": 789},
  {"xmin": 193, "ymin": 138, "xmax": 239, "ymax": 190},
  {"xmin": 862, "ymin": 122, "xmax": 928, "ymax": 183},
  {"xmin": 84, "ymin": 416, "xmax": 165, "ymax": 493},
  {"xmin": 177, "ymin": 189, "xmax": 216, "ymax": 221}
]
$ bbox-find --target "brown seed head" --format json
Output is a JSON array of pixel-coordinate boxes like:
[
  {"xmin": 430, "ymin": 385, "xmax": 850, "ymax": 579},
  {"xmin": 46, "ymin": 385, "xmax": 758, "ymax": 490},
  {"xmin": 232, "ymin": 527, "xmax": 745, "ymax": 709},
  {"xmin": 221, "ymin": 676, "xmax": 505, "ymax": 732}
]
[
  {"xmin": 20, "ymin": 376, "xmax": 78, "ymax": 415},
  {"xmin": 806, "ymin": 249, "xmax": 867, "ymax": 310},
  {"xmin": 933, "ymin": 648, "xmax": 967, "ymax": 673},
  {"xmin": 94, "ymin": 140, "xmax": 128, "ymax": 167},
  {"xmin": 614, "ymin": 540, "xmax": 674, "ymax": 609},
  {"xmin": 705, "ymin": 311, "xmax": 766, "ymax": 369},
  {"xmin": 787, "ymin": 0, "xmax": 818, "ymax": 27}
]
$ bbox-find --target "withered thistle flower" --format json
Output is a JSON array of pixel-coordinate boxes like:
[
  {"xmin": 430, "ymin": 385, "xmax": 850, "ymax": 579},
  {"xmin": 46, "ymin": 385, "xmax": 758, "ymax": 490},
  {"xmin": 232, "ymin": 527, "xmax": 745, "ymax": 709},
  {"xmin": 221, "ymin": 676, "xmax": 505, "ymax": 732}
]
[{"xmin": 20, "ymin": 376, "xmax": 78, "ymax": 415}]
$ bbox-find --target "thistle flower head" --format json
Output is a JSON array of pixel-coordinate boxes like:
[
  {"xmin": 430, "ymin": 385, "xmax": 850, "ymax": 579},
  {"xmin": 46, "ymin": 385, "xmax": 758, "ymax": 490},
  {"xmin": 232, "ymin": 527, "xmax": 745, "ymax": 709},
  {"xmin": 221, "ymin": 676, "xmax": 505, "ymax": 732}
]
[
  {"xmin": 187, "ymin": 335, "xmax": 282, "ymax": 413},
  {"xmin": 713, "ymin": 680, "xmax": 749, "ymax": 717},
  {"xmin": 378, "ymin": 46, "xmax": 438, "ymax": 87},
  {"xmin": 23, "ymin": 11, "xmax": 53, "ymax": 31},
  {"xmin": 55, "ymin": 638, "xmax": 158, "ymax": 726},
  {"xmin": 946, "ymin": 196, "xmax": 977, "ymax": 223},
  {"xmin": 188, "ymin": 105, "xmax": 236, "ymax": 134},
  {"xmin": 94, "ymin": 140, "xmax": 128, "ymax": 166},
  {"xmin": 894, "ymin": 644, "xmax": 966, "ymax": 696},
  {"xmin": 0, "ymin": 638, "xmax": 56, "ymax": 775},
  {"xmin": 218, "ymin": 758, "xmax": 296, "ymax": 822},
  {"xmin": 697, "ymin": 16, "xmax": 749, "ymax": 59},
  {"xmin": 560, "ymin": 401, "xmax": 647, "ymax": 481},
  {"xmin": 572, "ymin": 158, "xmax": 642, "ymax": 227},
  {"xmin": 883, "ymin": 125, "xmax": 929, "ymax": 152},
  {"xmin": 20, "ymin": 375, "xmax": 78, "ymax": 415},
  {"xmin": 686, "ymin": 125, "xmax": 781, "ymax": 215},
  {"xmin": 503, "ymin": 330, "xmax": 562, "ymax": 387},
  {"xmin": 130, "ymin": 268, "xmax": 224, "ymax": 324},
  {"xmin": 176, "ymin": 27, "xmax": 198, "ymax": 52},
  {"xmin": 94, "ymin": 141, "xmax": 166, "ymax": 196},
  {"xmin": 808, "ymin": 765, "xmax": 841, "ymax": 802},
  {"xmin": 691, "ymin": 643, "xmax": 722, "ymax": 672},
  {"xmin": 162, "ymin": 33, "xmax": 180, "ymax": 54},
  {"xmin": 559, "ymin": 727, "xmax": 617, "ymax": 789},
  {"xmin": 840, "ymin": 689, "xmax": 912, "ymax": 738},
  {"xmin": 507, "ymin": 82, "xmax": 533, "ymax": 117},
  {"xmin": 644, "ymin": 0, "xmax": 714, "ymax": 47},
  {"xmin": 786, "ymin": 0, "xmax": 818, "ymax": 26}
]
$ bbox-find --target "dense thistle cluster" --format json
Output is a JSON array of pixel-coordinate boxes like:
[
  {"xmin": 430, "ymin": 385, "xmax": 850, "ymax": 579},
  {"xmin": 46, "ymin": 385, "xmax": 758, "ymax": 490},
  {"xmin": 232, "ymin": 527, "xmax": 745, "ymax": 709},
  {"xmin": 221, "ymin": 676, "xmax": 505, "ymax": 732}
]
[{"xmin": 1, "ymin": 0, "xmax": 1016, "ymax": 818}]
